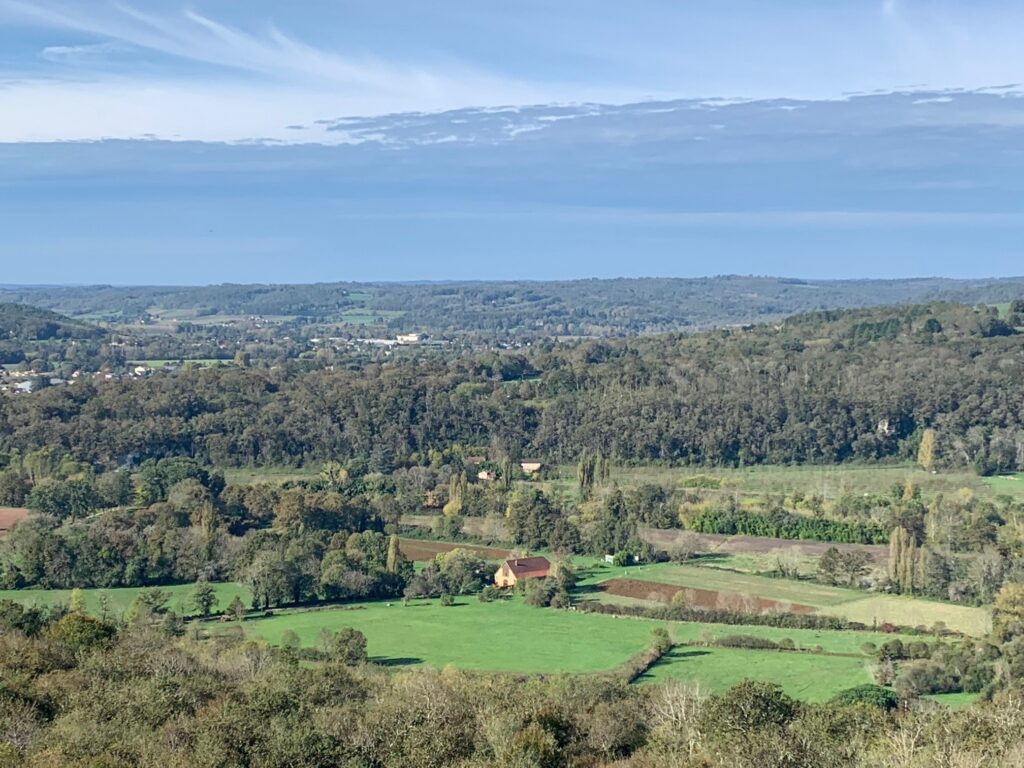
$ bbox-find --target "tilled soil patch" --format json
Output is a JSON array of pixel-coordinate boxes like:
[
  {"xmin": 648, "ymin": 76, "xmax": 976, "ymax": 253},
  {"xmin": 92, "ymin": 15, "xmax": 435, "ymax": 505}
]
[{"xmin": 600, "ymin": 578, "xmax": 817, "ymax": 615}]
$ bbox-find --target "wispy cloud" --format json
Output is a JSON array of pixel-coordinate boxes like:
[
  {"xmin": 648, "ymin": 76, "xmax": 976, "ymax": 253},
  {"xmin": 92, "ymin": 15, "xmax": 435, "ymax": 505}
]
[
  {"xmin": 40, "ymin": 40, "xmax": 131, "ymax": 64},
  {"xmin": 5, "ymin": 0, "xmax": 1024, "ymax": 143},
  {"xmin": 0, "ymin": 0, "xmax": 575, "ymax": 141}
]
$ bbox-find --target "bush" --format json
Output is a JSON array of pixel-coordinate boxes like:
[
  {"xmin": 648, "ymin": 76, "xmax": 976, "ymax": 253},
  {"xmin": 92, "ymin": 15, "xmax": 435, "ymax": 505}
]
[
  {"xmin": 439, "ymin": 594, "xmax": 455, "ymax": 607},
  {"xmin": 831, "ymin": 684, "xmax": 900, "ymax": 711},
  {"xmin": 715, "ymin": 634, "xmax": 781, "ymax": 650}
]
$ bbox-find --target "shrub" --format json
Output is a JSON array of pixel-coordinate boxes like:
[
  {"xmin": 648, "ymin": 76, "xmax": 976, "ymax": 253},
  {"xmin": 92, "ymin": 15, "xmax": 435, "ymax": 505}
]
[
  {"xmin": 831, "ymin": 684, "xmax": 900, "ymax": 711},
  {"xmin": 715, "ymin": 634, "xmax": 780, "ymax": 650}
]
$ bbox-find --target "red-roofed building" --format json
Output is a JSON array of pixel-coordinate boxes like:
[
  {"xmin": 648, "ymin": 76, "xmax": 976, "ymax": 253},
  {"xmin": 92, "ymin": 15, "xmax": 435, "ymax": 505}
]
[{"xmin": 494, "ymin": 556, "xmax": 551, "ymax": 588}]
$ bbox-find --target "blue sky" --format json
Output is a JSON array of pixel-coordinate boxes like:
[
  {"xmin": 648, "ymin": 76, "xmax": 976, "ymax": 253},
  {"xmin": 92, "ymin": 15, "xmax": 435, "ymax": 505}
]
[{"xmin": 1, "ymin": 1, "xmax": 1023, "ymax": 283}]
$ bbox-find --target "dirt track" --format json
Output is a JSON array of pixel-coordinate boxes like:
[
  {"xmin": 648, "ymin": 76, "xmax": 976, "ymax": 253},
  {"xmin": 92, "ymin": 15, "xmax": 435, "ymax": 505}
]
[
  {"xmin": 600, "ymin": 577, "xmax": 817, "ymax": 615},
  {"xmin": 640, "ymin": 527, "xmax": 888, "ymax": 562}
]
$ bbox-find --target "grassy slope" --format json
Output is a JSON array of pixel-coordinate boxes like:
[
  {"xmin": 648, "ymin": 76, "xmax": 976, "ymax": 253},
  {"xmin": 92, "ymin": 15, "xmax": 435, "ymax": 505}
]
[
  {"xmin": 985, "ymin": 473, "xmax": 1024, "ymax": 497},
  {"xmin": 0, "ymin": 582, "xmax": 250, "ymax": 617},
  {"xmin": 243, "ymin": 598, "xmax": 663, "ymax": 673},
  {"xmin": 639, "ymin": 646, "xmax": 872, "ymax": 701},
  {"xmin": 239, "ymin": 596, "xmax": 905, "ymax": 685}
]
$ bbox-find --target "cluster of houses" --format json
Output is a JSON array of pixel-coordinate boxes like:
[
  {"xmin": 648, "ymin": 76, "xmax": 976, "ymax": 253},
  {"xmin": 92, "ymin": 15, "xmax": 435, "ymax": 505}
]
[
  {"xmin": 348, "ymin": 332, "xmax": 432, "ymax": 349},
  {"xmin": 0, "ymin": 365, "xmax": 161, "ymax": 395}
]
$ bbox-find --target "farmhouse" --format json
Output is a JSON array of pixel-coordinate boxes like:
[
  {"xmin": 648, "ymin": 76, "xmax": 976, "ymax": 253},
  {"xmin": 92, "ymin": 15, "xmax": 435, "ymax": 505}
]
[
  {"xmin": 519, "ymin": 460, "xmax": 543, "ymax": 475},
  {"xmin": 477, "ymin": 470, "xmax": 497, "ymax": 482},
  {"xmin": 494, "ymin": 556, "xmax": 551, "ymax": 587}
]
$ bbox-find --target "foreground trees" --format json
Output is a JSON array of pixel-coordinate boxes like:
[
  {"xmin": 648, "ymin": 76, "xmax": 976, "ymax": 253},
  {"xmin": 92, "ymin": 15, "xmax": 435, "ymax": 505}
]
[{"xmin": 4, "ymin": 608, "xmax": 1024, "ymax": 767}]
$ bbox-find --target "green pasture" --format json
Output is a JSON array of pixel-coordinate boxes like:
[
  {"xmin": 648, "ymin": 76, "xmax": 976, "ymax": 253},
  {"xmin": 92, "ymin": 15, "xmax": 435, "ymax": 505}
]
[
  {"xmin": 925, "ymin": 691, "xmax": 982, "ymax": 710},
  {"xmin": 240, "ymin": 596, "xmax": 918, "ymax": 692},
  {"xmin": 221, "ymin": 464, "xmax": 322, "ymax": 485},
  {"xmin": 0, "ymin": 582, "xmax": 250, "ymax": 618},
  {"xmin": 638, "ymin": 646, "xmax": 873, "ymax": 701},
  {"xmin": 984, "ymin": 473, "xmax": 1024, "ymax": 498},
  {"xmin": 243, "ymin": 597, "xmax": 664, "ymax": 673},
  {"xmin": 666, "ymin": 622, "xmax": 915, "ymax": 655}
]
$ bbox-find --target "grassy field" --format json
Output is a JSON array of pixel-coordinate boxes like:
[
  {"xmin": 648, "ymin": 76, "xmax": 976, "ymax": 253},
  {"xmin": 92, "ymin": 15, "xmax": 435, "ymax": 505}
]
[
  {"xmin": 243, "ymin": 598, "xmax": 664, "ymax": 673},
  {"xmin": 579, "ymin": 561, "xmax": 991, "ymax": 636},
  {"xmin": 546, "ymin": 463, "xmax": 1024, "ymax": 504},
  {"xmin": 639, "ymin": 646, "xmax": 873, "ymax": 701},
  {"xmin": 221, "ymin": 465, "xmax": 322, "ymax": 485},
  {"xmin": 0, "ymin": 582, "xmax": 250, "ymax": 617},
  {"xmin": 239, "ymin": 596, "xmax": 909, "ymax": 689},
  {"xmin": 925, "ymin": 692, "xmax": 982, "ymax": 710},
  {"xmin": 0, "ymin": 579, "xmax": 972, "ymax": 703},
  {"xmin": 985, "ymin": 473, "xmax": 1024, "ymax": 497}
]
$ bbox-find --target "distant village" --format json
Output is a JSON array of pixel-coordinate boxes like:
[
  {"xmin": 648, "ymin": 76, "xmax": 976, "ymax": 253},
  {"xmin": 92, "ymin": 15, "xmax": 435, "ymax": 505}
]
[{"xmin": 0, "ymin": 332, "xmax": 438, "ymax": 395}]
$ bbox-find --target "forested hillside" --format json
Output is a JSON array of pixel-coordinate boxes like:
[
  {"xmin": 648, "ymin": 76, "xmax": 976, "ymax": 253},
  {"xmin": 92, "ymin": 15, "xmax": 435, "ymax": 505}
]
[
  {"xmin": 4, "ymin": 275, "xmax": 1024, "ymax": 335},
  {"xmin": 0, "ymin": 303, "xmax": 101, "ymax": 341},
  {"xmin": 1, "ymin": 302, "xmax": 1021, "ymax": 473}
]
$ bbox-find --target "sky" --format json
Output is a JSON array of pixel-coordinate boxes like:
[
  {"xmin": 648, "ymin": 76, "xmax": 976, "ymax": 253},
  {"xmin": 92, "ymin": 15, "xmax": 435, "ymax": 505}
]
[{"xmin": 1, "ymin": 0, "xmax": 1023, "ymax": 283}]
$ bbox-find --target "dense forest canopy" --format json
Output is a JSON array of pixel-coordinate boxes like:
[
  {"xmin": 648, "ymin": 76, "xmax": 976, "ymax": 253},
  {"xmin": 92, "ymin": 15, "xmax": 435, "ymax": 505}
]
[
  {"xmin": 1, "ymin": 301, "xmax": 1021, "ymax": 473},
  {"xmin": 4, "ymin": 275, "xmax": 1024, "ymax": 336}
]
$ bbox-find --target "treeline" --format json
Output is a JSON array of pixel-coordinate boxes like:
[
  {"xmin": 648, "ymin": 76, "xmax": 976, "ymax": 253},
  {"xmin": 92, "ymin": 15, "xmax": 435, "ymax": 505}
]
[
  {"xmin": 1, "ymin": 302, "xmax": 1022, "ymax": 472},
  {"xmin": 689, "ymin": 507, "xmax": 890, "ymax": 544}
]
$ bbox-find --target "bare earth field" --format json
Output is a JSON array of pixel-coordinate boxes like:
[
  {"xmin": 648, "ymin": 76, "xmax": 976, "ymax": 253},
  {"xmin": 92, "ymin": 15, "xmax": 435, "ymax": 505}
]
[
  {"xmin": 585, "ymin": 562, "xmax": 991, "ymax": 636},
  {"xmin": 600, "ymin": 578, "xmax": 818, "ymax": 614},
  {"xmin": 0, "ymin": 506, "xmax": 30, "ymax": 536}
]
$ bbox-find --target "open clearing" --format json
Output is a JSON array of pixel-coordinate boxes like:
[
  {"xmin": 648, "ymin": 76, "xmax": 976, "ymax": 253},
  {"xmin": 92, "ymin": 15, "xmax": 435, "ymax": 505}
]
[
  {"xmin": 240, "ymin": 596, "xmax": 899, "ymax": 690},
  {"xmin": 221, "ymin": 465, "xmax": 322, "ymax": 486},
  {"xmin": 640, "ymin": 528, "xmax": 887, "ymax": 562},
  {"xmin": 244, "ymin": 598, "xmax": 664, "ymax": 673},
  {"xmin": 546, "ymin": 462, "xmax": 1024, "ymax": 504},
  {"xmin": 639, "ymin": 646, "xmax": 872, "ymax": 701},
  {"xmin": 580, "ymin": 562, "xmax": 991, "ymax": 636},
  {"xmin": 399, "ymin": 538, "xmax": 515, "ymax": 562},
  {"xmin": 985, "ymin": 473, "xmax": 1024, "ymax": 497},
  {"xmin": 0, "ymin": 582, "xmax": 250, "ymax": 617}
]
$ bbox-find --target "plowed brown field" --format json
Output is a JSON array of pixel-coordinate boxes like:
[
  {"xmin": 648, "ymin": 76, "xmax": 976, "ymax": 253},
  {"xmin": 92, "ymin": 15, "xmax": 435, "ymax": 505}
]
[{"xmin": 600, "ymin": 577, "xmax": 817, "ymax": 615}]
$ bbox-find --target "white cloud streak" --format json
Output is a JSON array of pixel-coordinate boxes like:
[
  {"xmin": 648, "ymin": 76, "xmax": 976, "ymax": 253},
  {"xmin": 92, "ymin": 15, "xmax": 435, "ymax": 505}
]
[{"xmin": 0, "ymin": 0, "xmax": 586, "ymax": 141}]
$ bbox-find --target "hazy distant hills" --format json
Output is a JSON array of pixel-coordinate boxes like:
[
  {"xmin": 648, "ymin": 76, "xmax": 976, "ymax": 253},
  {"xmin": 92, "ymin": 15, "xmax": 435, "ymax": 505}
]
[{"xmin": 2, "ymin": 276, "xmax": 1023, "ymax": 337}]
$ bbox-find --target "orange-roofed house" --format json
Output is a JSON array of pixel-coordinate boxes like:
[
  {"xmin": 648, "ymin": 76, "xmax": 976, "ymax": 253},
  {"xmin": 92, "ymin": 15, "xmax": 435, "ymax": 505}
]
[{"xmin": 494, "ymin": 556, "xmax": 551, "ymax": 588}]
